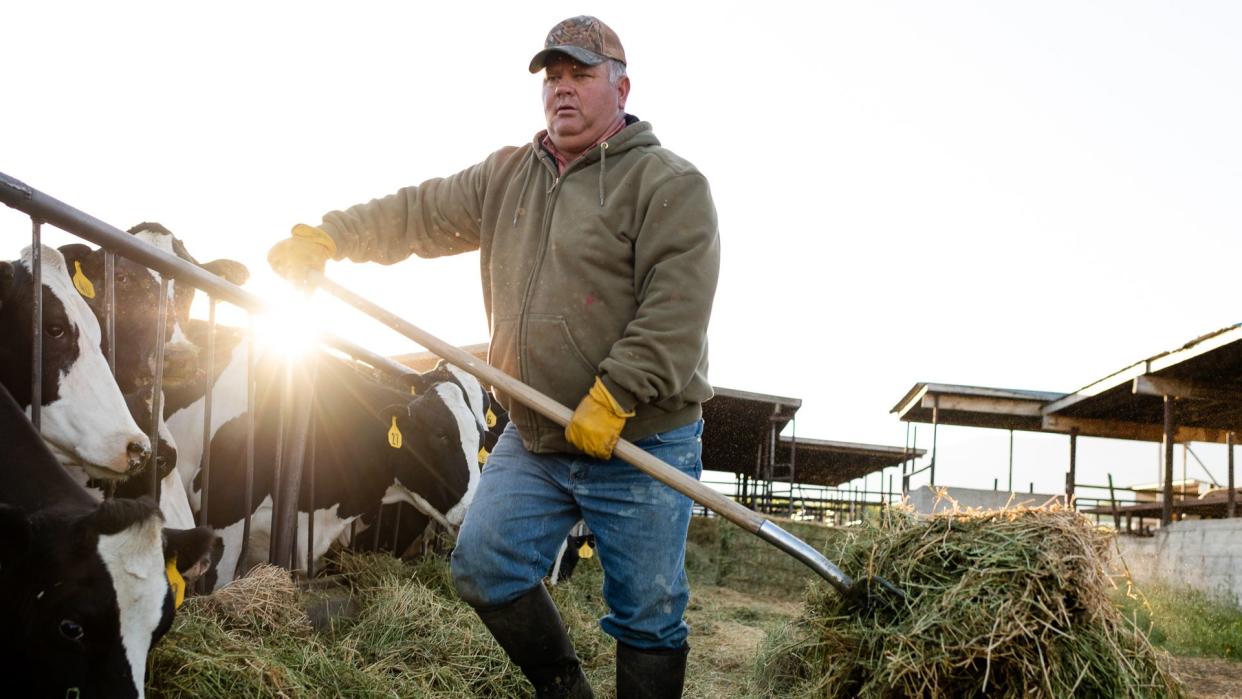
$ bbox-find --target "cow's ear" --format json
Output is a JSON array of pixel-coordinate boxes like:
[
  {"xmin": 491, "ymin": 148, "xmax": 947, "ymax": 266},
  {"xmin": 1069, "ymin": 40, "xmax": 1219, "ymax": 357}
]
[
  {"xmin": 403, "ymin": 372, "xmax": 430, "ymax": 396},
  {"xmin": 201, "ymin": 259, "xmax": 249, "ymax": 286},
  {"xmin": 0, "ymin": 505, "xmax": 32, "ymax": 570},
  {"xmin": 163, "ymin": 526, "xmax": 215, "ymax": 574},
  {"xmin": 89, "ymin": 496, "xmax": 162, "ymax": 536},
  {"xmin": 57, "ymin": 243, "xmax": 94, "ymax": 271},
  {"xmin": 0, "ymin": 261, "xmax": 13, "ymax": 306}
]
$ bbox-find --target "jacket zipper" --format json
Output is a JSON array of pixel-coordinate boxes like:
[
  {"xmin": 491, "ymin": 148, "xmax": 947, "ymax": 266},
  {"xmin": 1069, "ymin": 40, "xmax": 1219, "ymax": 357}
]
[{"xmin": 516, "ymin": 153, "xmax": 562, "ymax": 439}]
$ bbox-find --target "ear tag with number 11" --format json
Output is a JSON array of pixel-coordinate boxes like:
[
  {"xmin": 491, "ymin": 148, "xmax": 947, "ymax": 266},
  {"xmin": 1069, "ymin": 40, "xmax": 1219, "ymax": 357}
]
[{"xmin": 387, "ymin": 416, "xmax": 403, "ymax": 449}]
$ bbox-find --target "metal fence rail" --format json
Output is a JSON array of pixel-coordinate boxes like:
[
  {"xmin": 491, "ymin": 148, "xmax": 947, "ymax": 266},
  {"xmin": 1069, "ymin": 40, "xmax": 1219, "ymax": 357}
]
[{"xmin": 1, "ymin": 171, "xmax": 420, "ymax": 580}]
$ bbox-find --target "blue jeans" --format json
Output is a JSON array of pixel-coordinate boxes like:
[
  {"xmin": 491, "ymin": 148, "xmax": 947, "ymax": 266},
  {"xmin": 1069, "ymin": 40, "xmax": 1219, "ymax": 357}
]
[{"xmin": 451, "ymin": 419, "xmax": 704, "ymax": 650}]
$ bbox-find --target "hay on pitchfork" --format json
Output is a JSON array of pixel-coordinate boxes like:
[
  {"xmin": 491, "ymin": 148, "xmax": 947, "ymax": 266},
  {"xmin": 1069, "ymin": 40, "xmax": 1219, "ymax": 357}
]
[{"xmin": 753, "ymin": 505, "xmax": 1184, "ymax": 698}]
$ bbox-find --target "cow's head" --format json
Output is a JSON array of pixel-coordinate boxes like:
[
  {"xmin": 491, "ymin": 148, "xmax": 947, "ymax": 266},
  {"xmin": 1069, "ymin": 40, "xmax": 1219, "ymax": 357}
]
[
  {"xmin": 0, "ymin": 247, "xmax": 150, "ymax": 476},
  {"xmin": 410, "ymin": 360, "xmax": 495, "ymax": 436},
  {"xmin": 0, "ymin": 497, "xmax": 209, "ymax": 698},
  {"xmin": 59, "ymin": 225, "xmax": 249, "ymax": 394},
  {"xmin": 381, "ymin": 380, "xmax": 484, "ymax": 526}
]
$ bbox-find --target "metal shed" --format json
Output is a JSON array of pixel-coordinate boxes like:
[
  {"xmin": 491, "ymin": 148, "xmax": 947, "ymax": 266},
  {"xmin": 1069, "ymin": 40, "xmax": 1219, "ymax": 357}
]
[{"xmin": 892, "ymin": 324, "xmax": 1242, "ymax": 525}]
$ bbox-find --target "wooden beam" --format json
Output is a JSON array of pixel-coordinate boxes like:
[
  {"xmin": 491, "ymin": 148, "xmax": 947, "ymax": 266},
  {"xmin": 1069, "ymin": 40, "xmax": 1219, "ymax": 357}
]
[
  {"xmin": 1042, "ymin": 414, "xmax": 1231, "ymax": 444},
  {"xmin": 1133, "ymin": 375, "xmax": 1242, "ymax": 402},
  {"xmin": 921, "ymin": 394, "xmax": 1044, "ymax": 416}
]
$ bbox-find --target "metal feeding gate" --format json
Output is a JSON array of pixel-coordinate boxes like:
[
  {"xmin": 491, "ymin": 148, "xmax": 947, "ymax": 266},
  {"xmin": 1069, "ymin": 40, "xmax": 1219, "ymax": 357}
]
[{"xmin": 0, "ymin": 171, "xmax": 419, "ymax": 582}]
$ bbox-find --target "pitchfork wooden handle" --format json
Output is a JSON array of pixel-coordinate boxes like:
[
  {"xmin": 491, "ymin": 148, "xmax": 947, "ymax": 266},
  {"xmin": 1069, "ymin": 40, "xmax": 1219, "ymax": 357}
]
[{"xmin": 307, "ymin": 270, "xmax": 864, "ymax": 594}]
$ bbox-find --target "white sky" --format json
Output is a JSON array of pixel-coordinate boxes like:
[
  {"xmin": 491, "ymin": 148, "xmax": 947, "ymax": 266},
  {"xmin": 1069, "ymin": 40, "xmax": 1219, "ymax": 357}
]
[{"xmin": 4, "ymin": 1, "xmax": 1240, "ymax": 499}]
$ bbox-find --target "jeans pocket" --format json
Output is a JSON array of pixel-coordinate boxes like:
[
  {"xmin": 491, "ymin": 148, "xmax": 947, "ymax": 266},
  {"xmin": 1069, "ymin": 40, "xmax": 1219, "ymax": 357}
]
[{"xmin": 634, "ymin": 420, "xmax": 704, "ymax": 447}]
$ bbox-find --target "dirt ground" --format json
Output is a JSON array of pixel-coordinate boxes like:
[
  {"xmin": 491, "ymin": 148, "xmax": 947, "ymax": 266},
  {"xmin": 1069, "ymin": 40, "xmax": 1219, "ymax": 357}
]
[
  {"xmin": 676, "ymin": 585, "xmax": 1242, "ymax": 698},
  {"xmin": 1173, "ymin": 656, "xmax": 1242, "ymax": 699}
]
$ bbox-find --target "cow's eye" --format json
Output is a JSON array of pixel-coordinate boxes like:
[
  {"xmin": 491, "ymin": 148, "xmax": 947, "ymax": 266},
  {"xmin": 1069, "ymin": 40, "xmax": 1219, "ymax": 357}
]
[
  {"xmin": 59, "ymin": 619, "xmax": 84, "ymax": 641},
  {"xmin": 46, "ymin": 324, "xmax": 65, "ymax": 338}
]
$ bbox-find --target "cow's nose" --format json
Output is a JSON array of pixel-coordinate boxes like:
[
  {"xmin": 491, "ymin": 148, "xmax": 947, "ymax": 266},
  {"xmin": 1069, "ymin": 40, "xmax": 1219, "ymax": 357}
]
[{"xmin": 127, "ymin": 441, "xmax": 151, "ymax": 469}]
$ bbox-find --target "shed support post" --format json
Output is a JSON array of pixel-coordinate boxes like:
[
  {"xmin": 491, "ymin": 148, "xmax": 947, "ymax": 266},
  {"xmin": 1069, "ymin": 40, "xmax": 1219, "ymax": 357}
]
[
  {"xmin": 930, "ymin": 396, "xmax": 939, "ymax": 486},
  {"xmin": 1066, "ymin": 428, "xmax": 1078, "ymax": 503},
  {"xmin": 1162, "ymin": 396, "xmax": 1175, "ymax": 526},
  {"xmin": 1008, "ymin": 429, "xmax": 1014, "ymax": 492},
  {"xmin": 1229, "ymin": 431, "xmax": 1236, "ymax": 519}
]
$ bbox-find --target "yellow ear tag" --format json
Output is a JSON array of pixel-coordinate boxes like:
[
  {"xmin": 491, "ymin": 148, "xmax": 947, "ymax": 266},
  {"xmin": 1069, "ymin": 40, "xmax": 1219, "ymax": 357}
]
[
  {"xmin": 165, "ymin": 558, "xmax": 186, "ymax": 609},
  {"xmin": 577, "ymin": 541, "xmax": 594, "ymax": 559},
  {"xmin": 72, "ymin": 261, "xmax": 96, "ymax": 299},
  {"xmin": 478, "ymin": 446, "xmax": 490, "ymax": 465},
  {"xmin": 486, "ymin": 408, "xmax": 497, "ymax": 428},
  {"xmin": 409, "ymin": 385, "xmax": 417, "ymax": 396},
  {"xmin": 387, "ymin": 415, "xmax": 403, "ymax": 449}
]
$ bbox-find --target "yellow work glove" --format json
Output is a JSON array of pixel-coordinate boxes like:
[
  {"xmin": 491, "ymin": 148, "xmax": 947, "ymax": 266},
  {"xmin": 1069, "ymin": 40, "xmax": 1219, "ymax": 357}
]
[
  {"xmin": 267, "ymin": 224, "xmax": 337, "ymax": 284},
  {"xmin": 565, "ymin": 377, "xmax": 635, "ymax": 459}
]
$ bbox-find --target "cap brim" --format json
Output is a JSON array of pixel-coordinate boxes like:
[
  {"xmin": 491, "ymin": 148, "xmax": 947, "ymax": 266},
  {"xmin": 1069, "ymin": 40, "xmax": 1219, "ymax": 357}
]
[{"xmin": 528, "ymin": 46, "xmax": 607, "ymax": 73}]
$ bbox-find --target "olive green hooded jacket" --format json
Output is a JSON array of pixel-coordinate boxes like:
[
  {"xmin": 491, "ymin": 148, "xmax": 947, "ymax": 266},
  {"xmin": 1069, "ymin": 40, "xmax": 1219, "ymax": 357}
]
[{"xmin": 316, "ymin": 119, "xmax": 720, "ymax": 454}]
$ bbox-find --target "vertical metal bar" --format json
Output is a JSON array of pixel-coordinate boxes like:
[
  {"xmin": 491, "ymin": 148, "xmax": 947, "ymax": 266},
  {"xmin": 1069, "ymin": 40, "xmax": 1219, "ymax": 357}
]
[
  {"xmin": 200, "ymin": 298, "xmax": 216, "ymax": 528},
  {"xmin": 372, "ymin": 505, "xmax": 385, "ymax": 550},
  {"xmin": 788, "ymin": 416, "xmax": 796, "ymax": 517},
  {"xmin": 391, "ymin": 503, "xmax": 403, "ymax": 556},
  {"xmin": 149, "ymin": 277, "xmax": 169, "ymax": 499},
  {"xmin": 239, "ymin": 319, "xmax": 256, "ymax": 581},
  {"xmin": 268, "ymin": 360, "xmax": 292, "ymax": 565},
  {"xmin": 901, "ymin": 421, "xmax": 910, "ymax": 497},
  {"xmin": 1007, "ymin": 429, "xmax": 1014, "ymax": 492},
  {"xmin": 1066, "ymin": 428, "xmax": 1078, "ymax": 503},
  {"xmin": 30, "ymin": 221, "xmax": 42, "ymax": 430},
  {"xmin": 306, "ymin": 421, "xmax": 317, "ymax": 578},
  {"xmin": 103, "ymin": 251, "xmax": 116, "ymax": 374},
  {"xmin": 1228, "ymin": 431, "xmax": 1236, "ymax": 519},
  {"xmin": 1108, "ymin": 473, "xmax": 1120, "ymax": 530},
  {"xmin": 271, "ymin": 355, "xmax": 316, "ymax": 570},
  {"xmin": 930, "ymin": 396, "xmax": 940, "ymax": 486},
  {"xmin": 1162, "ymin": 396, "xmax": 1175, "ymax": 526}
]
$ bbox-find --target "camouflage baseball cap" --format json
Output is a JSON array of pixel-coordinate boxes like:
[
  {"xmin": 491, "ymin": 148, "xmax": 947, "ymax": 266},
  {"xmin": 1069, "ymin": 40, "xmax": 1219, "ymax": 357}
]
[{"xmin": 528, "ymin": 16, "xmax": 627, "ymax": 74}]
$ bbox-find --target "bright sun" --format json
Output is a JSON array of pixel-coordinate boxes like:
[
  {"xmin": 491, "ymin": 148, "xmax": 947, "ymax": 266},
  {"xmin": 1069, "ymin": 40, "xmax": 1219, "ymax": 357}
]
[{"xmin": 254, "ymin": 287, "xmax": 324, "ymax": 360}]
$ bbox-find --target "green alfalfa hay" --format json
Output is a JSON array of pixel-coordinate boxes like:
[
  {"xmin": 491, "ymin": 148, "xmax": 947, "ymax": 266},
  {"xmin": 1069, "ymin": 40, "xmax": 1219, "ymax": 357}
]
[
  {"xmin": 148, "ymin": 553, "xmax": 612, "ymax": 698},
  {"xmin": 752, "ymin": 506, "xmax": 1185, "ymax": 698}
]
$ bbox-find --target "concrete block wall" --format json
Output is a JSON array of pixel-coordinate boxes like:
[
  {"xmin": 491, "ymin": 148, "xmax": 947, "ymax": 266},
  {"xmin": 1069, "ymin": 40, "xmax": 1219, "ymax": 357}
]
[{"xmin": 1114, "ymin": 519, "xmax": 1242, "ymax": 606}]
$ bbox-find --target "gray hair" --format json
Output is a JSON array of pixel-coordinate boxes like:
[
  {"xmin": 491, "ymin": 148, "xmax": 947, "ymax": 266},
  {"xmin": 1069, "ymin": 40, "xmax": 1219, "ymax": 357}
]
[{"xmin": 606, "ymin": 59, "xmax": 627, "ymax": 85}]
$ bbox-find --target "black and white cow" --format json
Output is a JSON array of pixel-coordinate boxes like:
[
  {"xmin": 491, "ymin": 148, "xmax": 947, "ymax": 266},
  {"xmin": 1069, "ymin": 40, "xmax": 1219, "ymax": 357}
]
[
  {"xmin": 56, "ymin": 227, "xmax": 248, "ymax": 528},
  {"xmin": 165, "ymin": 341, "xmax": 483, "ymax": 588},
  {"xmin": 0, "ymin": 245, "xmax": 151, "ymax": 476},
  {"xmin": 0, "ymin": 380, "xmax": 214, "ymax": 698}
]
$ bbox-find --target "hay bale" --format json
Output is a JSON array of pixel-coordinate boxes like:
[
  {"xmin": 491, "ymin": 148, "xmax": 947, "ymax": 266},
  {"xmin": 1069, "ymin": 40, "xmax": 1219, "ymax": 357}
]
[{"xmin": 753, "ymin": 506, "xmax": 1184, "ymax": 698}]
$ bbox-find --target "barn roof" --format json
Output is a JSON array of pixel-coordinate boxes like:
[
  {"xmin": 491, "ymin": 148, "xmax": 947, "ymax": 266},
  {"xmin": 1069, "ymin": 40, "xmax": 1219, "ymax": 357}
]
[
  {"xmin": 701, "ymin": 386, "xmax": 800, "ymax": 473},
  {"xmin": 773, "ymin": 436, "xmax": 925, "ymax": 487},
  {"xmin": 890, "ymin": 383, "xmax": 1066, "ymax": 432},
  {"xmin": 892, "ymin": 324, "xmax": 1242, "ymax": 444}
]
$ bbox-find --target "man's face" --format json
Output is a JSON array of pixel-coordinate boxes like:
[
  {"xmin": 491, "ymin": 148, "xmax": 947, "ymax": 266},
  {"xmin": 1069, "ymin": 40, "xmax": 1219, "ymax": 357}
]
[{"xmin": 542, "ymin": 55, "xmax": 629, "ymax": 157}]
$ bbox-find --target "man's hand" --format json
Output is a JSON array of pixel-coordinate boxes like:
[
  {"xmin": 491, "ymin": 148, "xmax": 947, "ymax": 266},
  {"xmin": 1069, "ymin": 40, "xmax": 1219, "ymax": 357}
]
[
  {"xmin": 267, "ymin": 224, "xmax": 338, "ymax": 284},
  {"xmin": 565, "ymin": 377, "xmax": 635, "ymax": 459}
]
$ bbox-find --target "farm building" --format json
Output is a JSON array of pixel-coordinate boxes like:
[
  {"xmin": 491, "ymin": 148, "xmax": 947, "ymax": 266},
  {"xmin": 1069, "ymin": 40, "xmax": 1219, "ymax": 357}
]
[{"xmin": 892, "ymin": 323, "xmax": 1242, "ymax": 604}]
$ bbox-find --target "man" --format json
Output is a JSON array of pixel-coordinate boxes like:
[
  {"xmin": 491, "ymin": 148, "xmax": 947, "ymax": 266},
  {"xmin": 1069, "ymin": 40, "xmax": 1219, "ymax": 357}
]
[{"xmin": 269, "ymin": 15, "xmax": 719, "ymax": 698}]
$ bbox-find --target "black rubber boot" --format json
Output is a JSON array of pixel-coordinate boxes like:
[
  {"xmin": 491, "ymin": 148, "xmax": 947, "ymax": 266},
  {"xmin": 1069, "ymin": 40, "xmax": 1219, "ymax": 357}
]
[
  {"xmin": 473, "ymin": 585, "xmax": 593, "ymax": 698},
  {"xmin": 615, "ymin": 641, "xmax": 688, "ymax": 699}
]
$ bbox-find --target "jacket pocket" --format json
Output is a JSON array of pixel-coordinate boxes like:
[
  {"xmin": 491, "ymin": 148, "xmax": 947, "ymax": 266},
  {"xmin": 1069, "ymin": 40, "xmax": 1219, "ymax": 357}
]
[{"xmin": 523, "ymin": 314, "xmax": 598, "ymax": 409}]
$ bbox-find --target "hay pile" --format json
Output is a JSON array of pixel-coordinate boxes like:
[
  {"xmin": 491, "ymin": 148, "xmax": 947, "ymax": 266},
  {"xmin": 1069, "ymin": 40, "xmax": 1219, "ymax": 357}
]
[
  {"xmin": 753, "ymin": 506, "xmax": 1184, "ymax": 698},
  {"xmin": 147, "ymin": 553, "xmax": 610, "ymax": 697}
]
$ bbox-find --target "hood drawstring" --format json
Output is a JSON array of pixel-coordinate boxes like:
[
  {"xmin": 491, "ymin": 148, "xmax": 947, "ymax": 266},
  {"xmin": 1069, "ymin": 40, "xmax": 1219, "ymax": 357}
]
[
  {"xmin": 512, "ymin": 155, "xmax": 536, "ymax": 227},
  {"xmin": 598, "ymin": 141, "xmax": 609, "ymax": 206}
]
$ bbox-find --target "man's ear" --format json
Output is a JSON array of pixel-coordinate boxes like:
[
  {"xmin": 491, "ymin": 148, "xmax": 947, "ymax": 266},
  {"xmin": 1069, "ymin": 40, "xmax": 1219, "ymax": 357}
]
[{"xmin": 616, "ymin": 75, "xmax": 630, "ymax": 111}]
